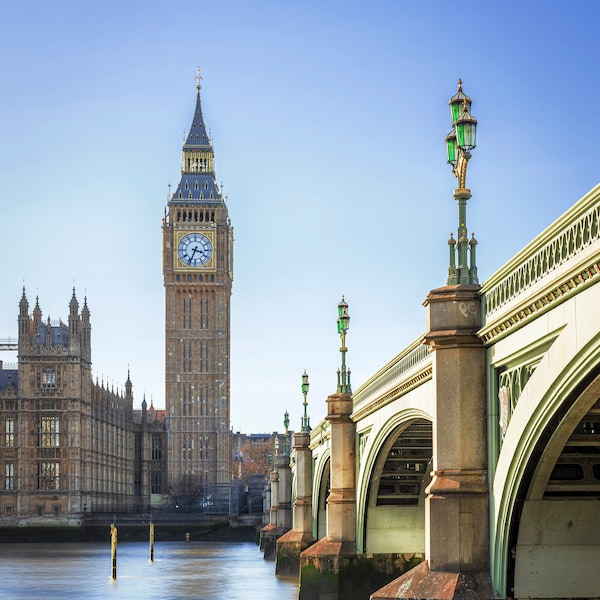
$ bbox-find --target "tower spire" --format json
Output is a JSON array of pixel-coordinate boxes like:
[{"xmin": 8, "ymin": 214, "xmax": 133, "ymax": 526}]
[{"xmin": 196, "ymin": 66, "xmax": 202, "ymax": 92}]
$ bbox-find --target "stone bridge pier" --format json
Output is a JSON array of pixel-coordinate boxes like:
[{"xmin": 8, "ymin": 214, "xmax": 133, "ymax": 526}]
[{"xmin": 372, "ymin": 284, "xmax": 495, "ymax": 599}]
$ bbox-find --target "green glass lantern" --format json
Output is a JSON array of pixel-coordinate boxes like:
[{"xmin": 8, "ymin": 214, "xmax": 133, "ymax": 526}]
[
  {"xmin": 455, "ymin": 102, "xmax": 477, "ymax": 151},
  {"xmin": 301, "ymin": 370, "xmax": 309, "ymax": 395},
  {"xmin": 337, "ymin": 296, "xmax": 350, "ymax": 334},
  {"xmin": 445, "ymin": 129, "xmax": 457, "ymax": 166},
  {"xmin": 449, "ymin": 79, "xmax": 472, "ymax": 123}
]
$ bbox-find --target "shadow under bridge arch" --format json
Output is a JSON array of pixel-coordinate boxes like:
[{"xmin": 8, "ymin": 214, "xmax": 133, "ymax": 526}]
[{"xmin": 357, "ymin": 416, "xmax": 432, "ymax": 554}]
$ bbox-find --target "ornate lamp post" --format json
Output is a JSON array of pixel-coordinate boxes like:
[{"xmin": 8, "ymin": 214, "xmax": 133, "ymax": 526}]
[
  {"xmin": 336, "ymin": 296, "xmax": 351, "ymax": 394},
  {"xmin": 301, "ymin": 370, "xmax": 311, "ymax": 432},
  {"xmin": 283, "ymin": 410, "xmax": 290, "ymax": 454},
  {"xmin": 445, "ymin": 79, "xmax": 479, "ymax": 285}
]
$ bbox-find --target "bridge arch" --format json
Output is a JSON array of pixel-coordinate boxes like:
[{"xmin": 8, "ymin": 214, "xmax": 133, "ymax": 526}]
[
  {"xmin": 492, "ymin": 330, "xmax": 600, "ymax": 598},
  {"xmin": 356, "ymin": 409, "xmax": 432, "ymax": 553},
  {"xmin": 312, "ymin": 448, "xmax": 330, "ymax": 540}
]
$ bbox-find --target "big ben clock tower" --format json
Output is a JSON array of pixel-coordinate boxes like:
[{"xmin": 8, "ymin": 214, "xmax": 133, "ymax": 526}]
[{"xmin": 163, "ymin": 70, "xmax": 233, "ymax": 487}]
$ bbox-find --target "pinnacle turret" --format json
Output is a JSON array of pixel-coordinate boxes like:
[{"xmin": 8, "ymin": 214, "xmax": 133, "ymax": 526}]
[
  {"xmin": 18, "ymin": 288, "xmax": 29, "ymax": 337},
  {"xmin": 33, "ymin": 296, "xmax": 42, "ymax": 327}
]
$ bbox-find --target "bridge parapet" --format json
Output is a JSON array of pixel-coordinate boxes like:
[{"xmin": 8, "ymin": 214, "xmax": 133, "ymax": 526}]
[
  {"xmin": 351, "ymin": 337, "xmax": 432, "ymax": 420},
  {"xmin": 481, "ymin": 184, "xmax": 600, "ymax": 343},
  {"xmin": 0, "ymin": 338, "xmax": 18, "ymax": 351}
]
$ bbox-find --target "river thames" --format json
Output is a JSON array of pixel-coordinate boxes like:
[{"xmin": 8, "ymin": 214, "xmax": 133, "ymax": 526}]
[{"xmin": 0, "ymin": 540, "xmax": 299, "ymax": 600}]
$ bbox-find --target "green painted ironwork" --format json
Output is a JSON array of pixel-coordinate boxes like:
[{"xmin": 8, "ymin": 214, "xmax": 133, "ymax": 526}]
[
  {"xmin": 352, "ymin": 338, "xmax": 432, "ymax": 408},
  {"xmin": 445, "ymin": 80, "xmax": 479, "ymax": 286},
  {"xmin": 483, "ymin": 188, "xmax": 600, "ymax": 319}
]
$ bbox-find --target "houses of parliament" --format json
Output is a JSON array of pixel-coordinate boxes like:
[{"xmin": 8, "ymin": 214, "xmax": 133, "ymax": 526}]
[{"xmin": 0, "ymin": 73, "xmax": 234, "ymax": 525}]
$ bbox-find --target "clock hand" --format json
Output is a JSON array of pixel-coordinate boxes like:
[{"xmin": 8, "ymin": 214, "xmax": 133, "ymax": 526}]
[{"xmin": 189, "ymin": 245, "xmax": 199, "ymax": 264}]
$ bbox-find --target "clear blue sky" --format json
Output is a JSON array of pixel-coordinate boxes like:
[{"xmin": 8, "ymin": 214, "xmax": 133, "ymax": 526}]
[{"xmin": 1, "ymin": 1, "xmax": 599, "ymax": 433}]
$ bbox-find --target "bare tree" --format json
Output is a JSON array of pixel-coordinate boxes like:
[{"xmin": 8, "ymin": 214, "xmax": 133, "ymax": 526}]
[
  {"xmin": 167, "ymin": 474, "xmax": 205, "ymax": 511},
  {"xmin": 236, "ymin": 437, "xmax": 275, "ymax": 485}
]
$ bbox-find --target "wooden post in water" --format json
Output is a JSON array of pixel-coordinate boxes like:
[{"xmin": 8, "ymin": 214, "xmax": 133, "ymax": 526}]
[
  {"xmin": 149, "ymin": 522, "xmax": 155, "ymax": 562},
  {"xmin": 110, "ymin": 523, "xmax": 118, "ymax": 580}
]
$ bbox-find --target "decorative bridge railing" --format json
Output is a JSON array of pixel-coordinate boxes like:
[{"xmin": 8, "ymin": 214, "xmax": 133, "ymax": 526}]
[
  {"xmin": 352, "ymin": 337, "xmax": 431, "ymax": 411},
  {"xmin": 0, "ymin": 338, "xmax": 18, "ymax": 351},
  {"xmin": 482, "ymin": 184, "xmax": 600, "ymax": 320}
]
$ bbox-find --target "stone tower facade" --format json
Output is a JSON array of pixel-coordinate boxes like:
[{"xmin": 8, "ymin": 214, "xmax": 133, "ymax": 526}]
[
  {"xmin": 0, "ymin": 289, "xmax": 167, "ymax": 525},
  {"xmin": 162, "ymin": 73, "xmax": 233, "ymax": 486}
]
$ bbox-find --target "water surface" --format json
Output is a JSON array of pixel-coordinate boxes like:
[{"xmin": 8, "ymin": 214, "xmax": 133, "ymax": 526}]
[{"xmin": 0, "ymin": 540, "xmax": 298, "ymax": 600}]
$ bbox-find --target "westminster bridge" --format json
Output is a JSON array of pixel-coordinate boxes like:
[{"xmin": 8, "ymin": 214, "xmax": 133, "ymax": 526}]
[{"xmin": 268, "ymin": 183, "xmax": 600, "ymax": 600}]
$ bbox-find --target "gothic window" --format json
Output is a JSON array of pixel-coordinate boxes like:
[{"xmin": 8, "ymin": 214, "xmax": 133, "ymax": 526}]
[
  {"xmin": 39, "ymin": 462, "xmax": 60, "ymax": 490},
  {"xmin": 40, "ymin": 416, "xmax": 60, "ymax": 447},
  {"xmin": 185, "ymin": 181, "xmax": 189, "ymax": 189},
  {"xmin": 181, "ymin": 438, "xmax": 193, "ymax": 461},
  {"xmin": 151, "ymin": 472, "xmax": 161, "ymax": 494},
  {"xmin": 152, "ymin": 435, "xmax": 162, "ymax": 461},
  {"xmin": 204, "ymin": 181, "xmax": 208, "ymax": 189},
  {"xmin": 182, "ymin": 343, "xmax": 193, "ymax": 373},
  {"xmin": 183, "ymin": 297, "xmax": 192, "ymax": 329},
  {"xmin": 5, "ymin": 464, "xmax": 14, "ymax": 490},
  {"xmin": 194, "ymin": 182, "xmax": 199, "ymax": 190},
  {"xmin": 4, "ymin": 417, "xmax": 14, "ymax": 447},
  {"xmin": 42, "ymin": 368, "xmax": 56, "ymax": 387}
]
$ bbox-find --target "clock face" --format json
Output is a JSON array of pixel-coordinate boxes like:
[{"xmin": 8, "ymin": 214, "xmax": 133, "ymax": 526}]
[{"xmin": 178, "ymin": 233, "xmax": 213, "ymax": 267}]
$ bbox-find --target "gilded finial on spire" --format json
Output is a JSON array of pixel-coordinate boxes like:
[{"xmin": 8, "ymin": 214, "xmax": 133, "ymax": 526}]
[
  {"xmin": 457, "ymin": 78, "xmax": 463, "ymax": 92},
  {"xmin": 196, "ymin": 66, "xmax": 202, "ymax": 92}
]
